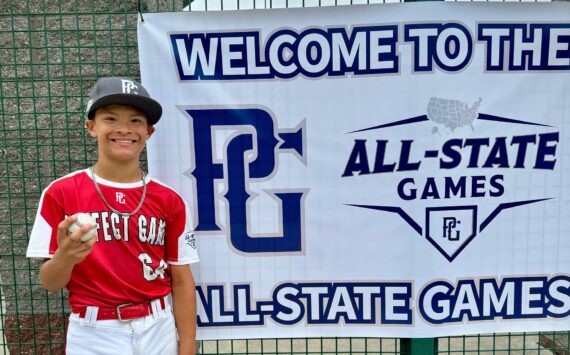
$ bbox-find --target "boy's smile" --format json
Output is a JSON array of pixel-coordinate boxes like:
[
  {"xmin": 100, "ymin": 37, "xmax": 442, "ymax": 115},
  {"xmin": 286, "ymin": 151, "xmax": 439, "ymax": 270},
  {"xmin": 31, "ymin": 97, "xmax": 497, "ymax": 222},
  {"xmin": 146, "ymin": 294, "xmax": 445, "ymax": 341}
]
[
  {"xmin": 86, "ymin": 104, "xmax": 155, "ymax": 164},
  {"xmin": 110, "ymin": 137, "xmax": 139, "ymax": 148}
]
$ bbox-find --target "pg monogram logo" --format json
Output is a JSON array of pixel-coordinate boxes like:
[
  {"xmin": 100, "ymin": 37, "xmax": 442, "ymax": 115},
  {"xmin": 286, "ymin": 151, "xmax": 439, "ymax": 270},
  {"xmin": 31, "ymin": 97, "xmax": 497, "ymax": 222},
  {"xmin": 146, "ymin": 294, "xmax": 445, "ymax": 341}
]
[{"xmin": 184, "ymin": 107, "xmax": 308, "ymax": 255}]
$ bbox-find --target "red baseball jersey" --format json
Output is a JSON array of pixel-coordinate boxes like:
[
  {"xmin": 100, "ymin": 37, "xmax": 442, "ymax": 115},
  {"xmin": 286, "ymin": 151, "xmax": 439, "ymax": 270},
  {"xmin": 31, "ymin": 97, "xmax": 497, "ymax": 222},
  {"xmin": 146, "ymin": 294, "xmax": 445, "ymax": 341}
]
[{"xmin": 26, "ymin": 169, "xmax": 199, "ymax": 308}]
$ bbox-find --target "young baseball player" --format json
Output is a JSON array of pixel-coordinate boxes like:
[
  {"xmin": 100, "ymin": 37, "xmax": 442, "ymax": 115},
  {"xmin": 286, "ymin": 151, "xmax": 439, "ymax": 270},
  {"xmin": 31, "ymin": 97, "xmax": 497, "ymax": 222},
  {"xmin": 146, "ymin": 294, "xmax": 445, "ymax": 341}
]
[{"xmin": 26, "ymin": 77, "xmax": 199, "ymax": 354}]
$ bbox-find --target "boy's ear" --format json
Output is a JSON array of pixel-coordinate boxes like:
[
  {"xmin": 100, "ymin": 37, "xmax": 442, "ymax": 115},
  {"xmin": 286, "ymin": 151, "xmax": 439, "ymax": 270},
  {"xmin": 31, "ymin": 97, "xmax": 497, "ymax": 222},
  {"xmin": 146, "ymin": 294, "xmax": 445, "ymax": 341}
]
[
  {"xmin": 147, "ymin": 125, "xmax": 155, "ymax": 137},
  {"xmin": 85, "ymin": 119, "xmax": 97, "ymax": 137}
]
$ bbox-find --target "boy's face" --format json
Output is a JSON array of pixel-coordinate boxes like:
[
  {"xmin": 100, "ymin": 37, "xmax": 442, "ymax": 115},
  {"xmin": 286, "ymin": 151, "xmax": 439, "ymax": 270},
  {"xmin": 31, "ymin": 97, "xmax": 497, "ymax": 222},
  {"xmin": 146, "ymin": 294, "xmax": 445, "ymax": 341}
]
[{"xmin": 85, "ymin": 104, "xmax": 155, "ymax": 164}]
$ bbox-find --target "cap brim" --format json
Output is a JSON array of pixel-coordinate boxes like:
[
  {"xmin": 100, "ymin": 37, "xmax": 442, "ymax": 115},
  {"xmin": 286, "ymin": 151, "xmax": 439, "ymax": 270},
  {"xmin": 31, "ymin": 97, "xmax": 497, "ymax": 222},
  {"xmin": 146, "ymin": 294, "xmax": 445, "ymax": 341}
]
[{"xmin": 87, "ymin": 94, "xmax": 162, "ymax": 125}]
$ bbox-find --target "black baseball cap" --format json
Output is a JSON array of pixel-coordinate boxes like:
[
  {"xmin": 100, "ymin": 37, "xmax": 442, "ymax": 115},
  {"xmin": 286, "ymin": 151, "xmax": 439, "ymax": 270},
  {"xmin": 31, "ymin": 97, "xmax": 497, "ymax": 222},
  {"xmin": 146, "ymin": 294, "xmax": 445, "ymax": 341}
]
[{"xmin": 86, "ymin": 77, "xmax": 163, "ymax": 125}]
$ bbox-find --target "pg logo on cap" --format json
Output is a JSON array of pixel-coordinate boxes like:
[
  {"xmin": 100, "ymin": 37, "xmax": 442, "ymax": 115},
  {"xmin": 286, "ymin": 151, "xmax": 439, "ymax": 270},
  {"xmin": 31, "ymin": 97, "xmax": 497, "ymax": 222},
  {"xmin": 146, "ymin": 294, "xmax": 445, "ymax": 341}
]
[{"xmin": 121, "ymin": 79, "xmax": 138, "ymax": 94}]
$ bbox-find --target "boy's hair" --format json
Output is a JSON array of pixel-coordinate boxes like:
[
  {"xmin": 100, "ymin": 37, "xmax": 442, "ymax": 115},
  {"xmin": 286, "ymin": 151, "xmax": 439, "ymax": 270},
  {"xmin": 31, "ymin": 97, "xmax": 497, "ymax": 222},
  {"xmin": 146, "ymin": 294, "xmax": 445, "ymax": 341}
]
[{"xmin": 86, "ymin": 77, "xmax": 162, "ymax": 125}]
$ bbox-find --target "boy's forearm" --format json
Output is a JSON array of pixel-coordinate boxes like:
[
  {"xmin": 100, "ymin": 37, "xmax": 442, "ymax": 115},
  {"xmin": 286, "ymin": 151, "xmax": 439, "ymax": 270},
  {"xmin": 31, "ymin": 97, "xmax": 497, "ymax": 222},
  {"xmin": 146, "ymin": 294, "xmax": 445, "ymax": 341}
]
[
  {"xmin": 39, "ymin": 256, "xmax": 74, "ymax": 292},
  {"xmin": 171, "ymin": 265, "xmax": 197, "ymax": 355},
  {"xmin": 174, "ymin": 296, "xmax": 196, "ymax": 355},
  {"xmin": 173, "ymin": 287, "xmax": 197, "ymax": 354}
]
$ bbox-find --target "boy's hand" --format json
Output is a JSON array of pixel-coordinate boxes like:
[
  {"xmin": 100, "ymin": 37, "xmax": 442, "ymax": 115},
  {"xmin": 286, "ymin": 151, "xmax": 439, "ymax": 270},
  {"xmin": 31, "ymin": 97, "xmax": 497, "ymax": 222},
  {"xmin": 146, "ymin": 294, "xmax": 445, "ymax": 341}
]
[{"xmin": 54, "ymin": 214, "xmax": 97, "ymax": 265}]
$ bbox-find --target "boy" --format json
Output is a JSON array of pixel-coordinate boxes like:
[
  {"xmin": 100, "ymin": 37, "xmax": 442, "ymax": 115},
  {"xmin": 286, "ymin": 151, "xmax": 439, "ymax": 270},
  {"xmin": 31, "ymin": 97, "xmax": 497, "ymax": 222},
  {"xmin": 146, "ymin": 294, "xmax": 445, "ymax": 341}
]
[{"xmin": 26, "ymin": 77, "xmax": 199, "ymax": 354}]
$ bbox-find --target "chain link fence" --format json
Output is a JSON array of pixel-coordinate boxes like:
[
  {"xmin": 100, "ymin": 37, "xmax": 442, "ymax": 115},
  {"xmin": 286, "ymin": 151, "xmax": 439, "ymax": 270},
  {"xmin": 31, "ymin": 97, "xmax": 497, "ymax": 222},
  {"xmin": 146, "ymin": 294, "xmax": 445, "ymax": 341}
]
[{"xmin": 0, "ymin": 0, "xmax": 568, "ymax": 353}]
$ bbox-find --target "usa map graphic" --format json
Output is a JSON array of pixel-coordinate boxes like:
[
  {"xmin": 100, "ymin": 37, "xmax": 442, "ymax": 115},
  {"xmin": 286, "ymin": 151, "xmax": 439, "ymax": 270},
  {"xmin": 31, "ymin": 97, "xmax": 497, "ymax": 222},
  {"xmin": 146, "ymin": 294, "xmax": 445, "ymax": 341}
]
[{"xmin": 427, "ymin": 97, "xmax": 482, "ymax": 132}]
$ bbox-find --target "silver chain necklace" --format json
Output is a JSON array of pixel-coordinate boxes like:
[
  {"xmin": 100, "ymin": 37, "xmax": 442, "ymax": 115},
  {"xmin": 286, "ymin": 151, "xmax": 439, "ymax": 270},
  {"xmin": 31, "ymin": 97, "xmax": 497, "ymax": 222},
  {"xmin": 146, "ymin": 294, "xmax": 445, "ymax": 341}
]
[{"xmin": 90, "ymin": 166, "xmax": 147, "ymax": 217}]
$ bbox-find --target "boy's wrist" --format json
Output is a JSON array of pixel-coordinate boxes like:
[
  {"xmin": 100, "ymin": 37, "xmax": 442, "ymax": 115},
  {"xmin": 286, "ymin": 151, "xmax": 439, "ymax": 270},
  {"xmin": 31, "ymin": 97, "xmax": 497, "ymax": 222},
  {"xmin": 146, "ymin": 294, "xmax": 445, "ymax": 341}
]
[
  {"xmin": 178, "ymin": 338, "xmax": 196, "ymax": 355},
  {"xmin": 51, "ymin": 251, "xmax": 78, "ymax": 268}
]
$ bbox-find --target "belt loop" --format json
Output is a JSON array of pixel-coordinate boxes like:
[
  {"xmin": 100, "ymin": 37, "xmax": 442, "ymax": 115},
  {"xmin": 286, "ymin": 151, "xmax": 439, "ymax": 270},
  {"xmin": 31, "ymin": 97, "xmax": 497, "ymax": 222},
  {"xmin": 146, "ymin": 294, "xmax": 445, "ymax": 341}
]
[
  {"xmin": 85, "ymin": 306, "xmax": 99, "ymax": 326},
  {"xmin": 151, "ymin": 299, "xmax": 162, "ymax": 319}
]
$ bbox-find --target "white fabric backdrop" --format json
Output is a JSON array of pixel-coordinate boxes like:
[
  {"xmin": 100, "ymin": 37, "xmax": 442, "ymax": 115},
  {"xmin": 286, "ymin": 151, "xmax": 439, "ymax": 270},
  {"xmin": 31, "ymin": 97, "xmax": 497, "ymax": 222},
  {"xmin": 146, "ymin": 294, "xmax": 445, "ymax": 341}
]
[{"xmin": 138, "ymin": 2, "xmax": 570, "ymax": 339}]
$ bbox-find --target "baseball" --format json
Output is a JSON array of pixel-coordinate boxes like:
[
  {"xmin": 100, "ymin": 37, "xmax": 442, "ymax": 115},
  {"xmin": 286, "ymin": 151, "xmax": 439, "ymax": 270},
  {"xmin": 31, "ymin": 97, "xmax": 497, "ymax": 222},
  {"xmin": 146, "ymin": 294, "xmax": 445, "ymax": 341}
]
[{"xmin": 68, "ymin": 213, "xmax": 98, "ymax": 242}]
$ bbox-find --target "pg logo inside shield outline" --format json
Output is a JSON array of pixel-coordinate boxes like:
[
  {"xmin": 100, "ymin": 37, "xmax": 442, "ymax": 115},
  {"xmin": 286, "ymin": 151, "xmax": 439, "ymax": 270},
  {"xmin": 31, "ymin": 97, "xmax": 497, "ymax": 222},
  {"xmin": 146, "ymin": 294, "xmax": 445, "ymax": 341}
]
[{"xmin": 426, "ymin": 206, "xmax": 477, "ymax": 262}]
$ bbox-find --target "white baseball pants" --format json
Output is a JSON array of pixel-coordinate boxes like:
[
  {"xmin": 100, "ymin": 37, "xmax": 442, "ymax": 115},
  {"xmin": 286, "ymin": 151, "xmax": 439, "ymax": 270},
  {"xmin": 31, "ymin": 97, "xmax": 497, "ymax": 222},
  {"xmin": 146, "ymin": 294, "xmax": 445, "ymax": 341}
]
[{"xmin": 66, "ymin": 299, "xmax": 177, "ymax": 355}]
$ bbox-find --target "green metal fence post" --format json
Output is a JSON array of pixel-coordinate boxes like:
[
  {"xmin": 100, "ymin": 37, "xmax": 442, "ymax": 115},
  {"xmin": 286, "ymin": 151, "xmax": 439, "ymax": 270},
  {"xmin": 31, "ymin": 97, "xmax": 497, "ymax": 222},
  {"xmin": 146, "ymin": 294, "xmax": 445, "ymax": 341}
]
[
  {"xmin": 401, "ymin": 338, "xmax": 437, "ymax": 355},
  {"xmin": 400, "ymin": 1, "xmax": 440, "ymax": 350}
]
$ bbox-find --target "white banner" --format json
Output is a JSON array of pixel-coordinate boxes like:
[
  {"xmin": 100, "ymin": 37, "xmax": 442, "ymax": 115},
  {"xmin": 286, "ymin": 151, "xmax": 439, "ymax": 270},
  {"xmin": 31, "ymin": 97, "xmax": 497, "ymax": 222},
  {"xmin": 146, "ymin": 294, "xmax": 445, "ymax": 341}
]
[{"xmin": 138, "ymin": 2, "xmax": 570, "ymax": 339}]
